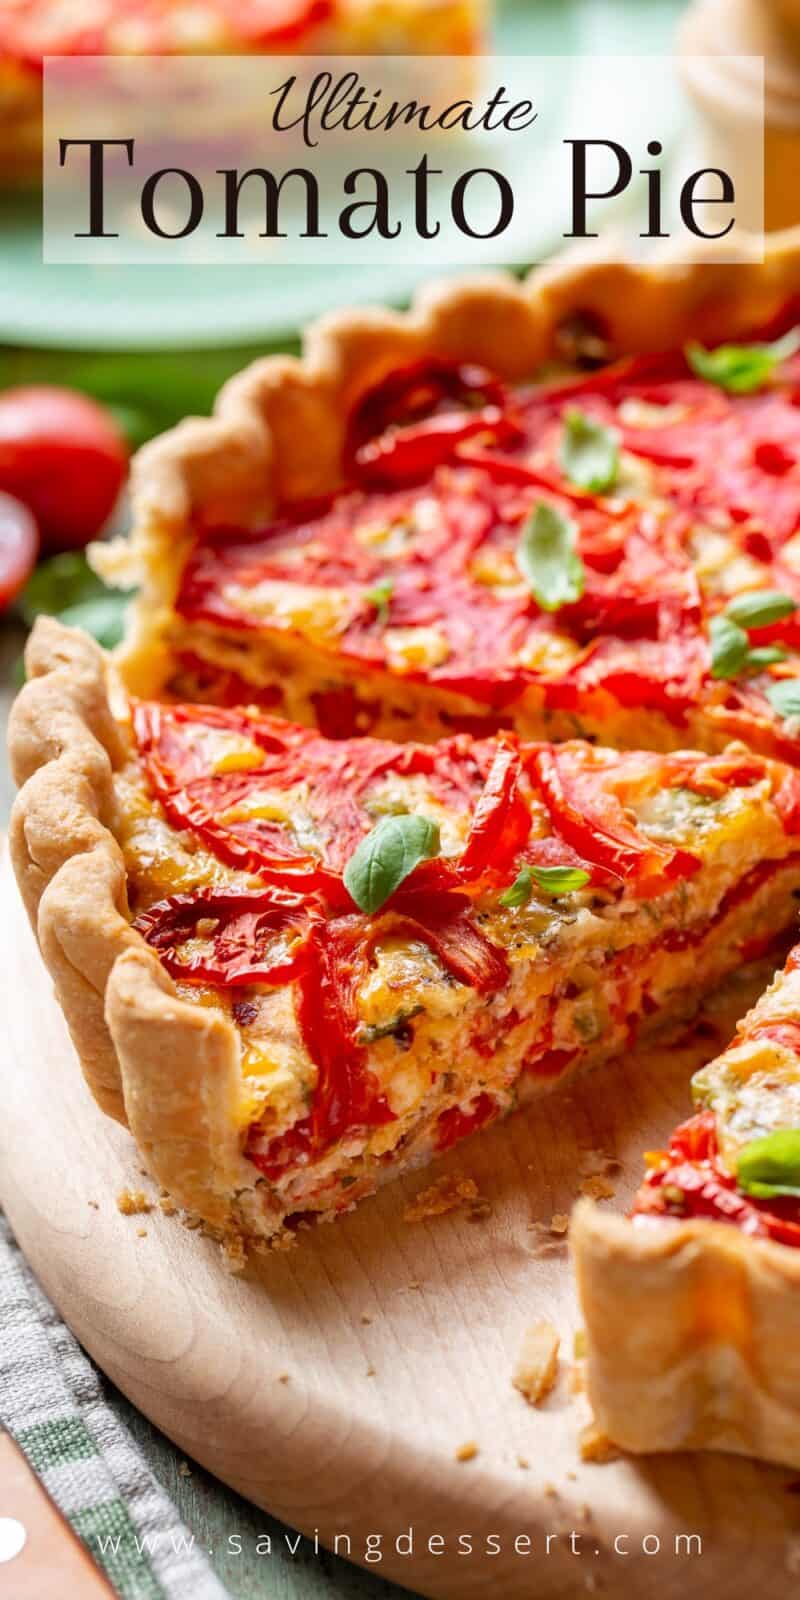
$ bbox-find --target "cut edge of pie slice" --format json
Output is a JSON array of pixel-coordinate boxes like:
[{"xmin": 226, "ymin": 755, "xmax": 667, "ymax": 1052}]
[
  {"xmin": 572, "ymin": 944, "xmax": 800, "ymax": 1472},
  {"xmin": 12, "ymin": 613, "xmax": 800, "ymax": 1251}
]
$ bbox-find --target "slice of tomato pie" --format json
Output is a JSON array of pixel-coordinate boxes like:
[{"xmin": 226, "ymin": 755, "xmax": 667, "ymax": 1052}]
[
  {"xmin": 573, "ymin": 940, "xmax": 800, "ymax": 1470},
  {"xmin": 13, "ymin": 618, "xmax": 800, "ymax": 1244}
]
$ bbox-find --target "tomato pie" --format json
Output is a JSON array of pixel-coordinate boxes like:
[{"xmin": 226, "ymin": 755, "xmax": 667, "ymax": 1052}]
[
  {"xmin": 573, "ymin": 940, "xmax": 800, "ymax": 1470},
  {"xmin": 0, "ymin": 0, "xmax": 485, "ymax": 183},
  {"xmin": 14, "ymin": 233, "xmax": 800, "ymax": 1471}
]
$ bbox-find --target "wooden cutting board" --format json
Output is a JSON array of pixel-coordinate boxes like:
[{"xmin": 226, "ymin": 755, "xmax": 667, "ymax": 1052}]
[{"xmin": 2, "ymin": 848, "xmax": 799, "ymax": 1600}]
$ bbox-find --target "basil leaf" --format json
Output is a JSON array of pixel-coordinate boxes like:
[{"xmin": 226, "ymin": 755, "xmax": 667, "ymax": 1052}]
[
  {"xmin": 499, "ymin": 867, "xmax": 533, "ymax": 908},
  {"xmin": 725, "ymin": 589, "xmax": 797, "ymax": 629},
  {"xmin": 709, "ymin": 614, "xmax": 748, "ymax": 680},
  {"xmin": 746, "ymin": 645, "xmax": 788, "ymax": 669},
  {"xmin": 765, "ymin": 679, "xmax": 800, "ymax": 720},
  {"xmin": 516, "ymin": 501, "xmax": 585, "ymax": 613},
  {"xmin": 558, "ymin": 409, "xmax": 619, "ymax": 494},
  {"xmin": 686, "ymin": 327, "xmax": 800, "ymax": 394},
  {"xmin": 364, "ymin": 576, "xmax": 394, "ymax": 623},
  {"xmin": 344, "ymin": 814, "xmax": 440, "ymax": 914},
  {"xmin": 531, "ymin": 865, "xmax": 591, "ymax": 895},
  {"xmin": 737, "ymin": 1128, "xmax": 800, "ymax": 1198}
]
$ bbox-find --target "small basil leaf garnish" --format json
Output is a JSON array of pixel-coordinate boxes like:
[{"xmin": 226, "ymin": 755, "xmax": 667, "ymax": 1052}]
[
  {"xmin": 344, "ymin": 813, "xmax": 440, "ymax": 914},
  {"xmin": 686, "ymin": 327, "xmax": 800, "ymax": 394},
  {"xmin": 709, "ymin": 614, "xmax": 749, "ymax": 680},
  {"xmin": 725, "ymin": 589, "xmax": 797, "ymax": 629},
  {"xmin": 558, "ymin": 408, "xmax": 620, "ymax": 494},
  {"xmin": 765, "ymin": 679, "xmax": 800, "ymax": 720},
  {"xmin": 531, "ymin": 865, "xmax": 591, "ymax": 895},
  {"xmin": 516, "ymin": 501, "xmax": 585, "ymax": 613},
  {"xmin": 737, "ymin": 1128, "xmax": 800, "ymax": 1198},
  {"xmin": 499, "ymin": 867, "xmax": 533, "ymax": 908},
  {"xmin": 746, "ymin": 645, "xmax": 788, "ymax": 669},
  {"xmin": 364, "ymin": 576, "xmax": 394, "ymax": 623}
]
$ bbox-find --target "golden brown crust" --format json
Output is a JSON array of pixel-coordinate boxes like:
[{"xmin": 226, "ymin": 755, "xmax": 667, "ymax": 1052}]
[
  {"xmin": 7, "ymin": 618, "xmax": 250, "ymax": 1226},
  {"xmin": 571, "ymin": 1200, "xmax": 800, "ymax": 1470}
]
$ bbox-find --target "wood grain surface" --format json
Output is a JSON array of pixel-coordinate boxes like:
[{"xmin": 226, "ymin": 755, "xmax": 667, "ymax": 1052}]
[{"xmin": 3, "ymin": 849, "xmax": 800, "ymax": 1600}]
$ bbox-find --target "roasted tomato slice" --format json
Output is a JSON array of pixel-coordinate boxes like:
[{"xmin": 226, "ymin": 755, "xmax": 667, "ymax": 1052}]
[
  {"xmin": 530, "ymin": 745, "xmax": 700, "ymax": 894},
  {"xmin": 345, "ymin": 358, "xmax": 524, "ymax": 488},
  {"xmin": 134, "ymin": 886, "xmax": 320, "ymax": 987}
]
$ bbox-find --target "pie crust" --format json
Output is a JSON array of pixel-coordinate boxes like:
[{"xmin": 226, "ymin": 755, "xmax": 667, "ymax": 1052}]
[{"xmin": 13, "ymin": 229, "xmax": 800, "ymax": 1462}]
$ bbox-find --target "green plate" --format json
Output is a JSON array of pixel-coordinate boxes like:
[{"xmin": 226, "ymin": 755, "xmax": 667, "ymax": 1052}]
[{"xmin": 0, "ymin": 0, "xmax": 681, "ymax": 351}]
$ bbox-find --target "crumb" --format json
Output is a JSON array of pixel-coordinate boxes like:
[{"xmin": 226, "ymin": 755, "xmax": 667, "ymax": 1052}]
[
  {"xmin": 455, "ymin": 1441, "xmax": 478, "ymax": 1463},
  {"xmin": 87, "ymin": 1200, "xmax": 99, "ymax": 1210},
  {"xmin": 222, "ymin": 1235, "xmax": 247, "ymax": 1274},
  {"xmin": 580, "ymin": 1175, "xmax": 616, "ymax": 1202},
  {"xmin": 159, "ymin": 1194, "xmax": 178, "ymax": 1217},
  {"xmin": 550, "ymin": 1212, "xmax": 570, "ymax": 1235},
  {"xmin": 360, "ymin": 1314, "xmax": 372, "ymax": 1325},
  {"xmin": 116, "ymin": 1188, "xmax": 153, "ymax": 1216},
  {"xmin": 517, "ymin": 1456, "xmax": 530, "ymax": 1470},
  {"xmin": 278, "ymin": 1373, "xmax": 290, "ymax": 1384},
  {"xmin": 566, "ymin": 1470, "xmax": 577, "ymax": 1481},
  {"xmin": 512, "ymin": 1319, "xmax": 560, "ymax": 1406},
  {"xmin": 136, "ymin": 1228, "xmax": 148, "ymax": 1239},
  {"xmin": 543, "ymin": 1483, "xmax": 558, "ymax": 1499},
  {"xmin": 407, "ymin": 1280, "xmax": 422, "ymax": 1291},
  {"xmin": 404, "ymin": 1174, "xmax": 486, "ymax": 1222},
  {"xmin": 270, "ymin": 1230, "xmax": 297, "ymax": 1253},
  {"xmin": 178, "ymin": 1461, "xmax": 192, "ymax": 1478},
  {"xmin": 366, "ymin": 1365, "xmax": 376, "ymax": 1377},
  {"xmin": 579, "ymin": 1422, "xmax": 622, "ymax": 1464}
]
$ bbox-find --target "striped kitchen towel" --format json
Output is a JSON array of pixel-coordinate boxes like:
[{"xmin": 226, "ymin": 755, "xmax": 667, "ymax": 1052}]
[{"xmin": 0, "ymin": 1213, "xmax": 229, "ymax": 1600}]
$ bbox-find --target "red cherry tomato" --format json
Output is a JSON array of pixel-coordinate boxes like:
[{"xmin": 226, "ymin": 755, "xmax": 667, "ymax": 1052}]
[
  {"xmin": 0, "ymin": 387, "xmax": 128, "ymax": 552},
  {"xmin": 0, "ymin": 492, "xmax": 39, "ymax": 611}
]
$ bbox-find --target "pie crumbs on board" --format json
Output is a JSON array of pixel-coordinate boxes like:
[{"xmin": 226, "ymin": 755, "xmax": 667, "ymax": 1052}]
[
  {"xmin": 403, "ymin": 1174, "xmax": 483, "ymax": 1222},
  {"xmin": 512, "ymin": 1320, "xmax": 560, "ymax": 1406},
  {"xmin": 116, "ymin": 1188, "xmax": 153, "ymax": 1216}
]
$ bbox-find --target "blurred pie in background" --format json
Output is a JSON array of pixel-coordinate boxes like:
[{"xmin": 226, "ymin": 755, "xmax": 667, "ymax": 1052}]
[{"xmin": 0, "ymin": 0, "xmax": 488, "ymax": 184}]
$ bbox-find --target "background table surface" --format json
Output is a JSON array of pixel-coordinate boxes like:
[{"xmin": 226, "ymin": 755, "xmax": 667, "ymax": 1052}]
[{"xmin": 0, "ymin": 3, "xmax": 686, "ymax": 1590}]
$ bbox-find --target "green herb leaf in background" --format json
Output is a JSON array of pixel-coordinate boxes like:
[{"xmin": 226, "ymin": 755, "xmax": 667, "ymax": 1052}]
[
  {"xmin": 725, "ymin": 590, "xmax": 797, "ymax": 629},
  {"xmin": 737, "ymin": 1128, "xmax": 800, "ymax": 1198},
  {"xmin": 709, "ymin": 614, "xmax": 749, "ymax": 680},
  {"xmin": 344, "ymin": 814, "xmax": 440, "ymax": 914},
  {"xmin": 746, "ymin": 645, "xmax": 789, "ymax": 669},
  {"xmin": 686, "ymin": 328, "xmax": 800, "ymax": 395},
  {"xmin": 17, "ymin": 550, "xmax": 134, "ymax": 656},
  {"xmin": 516, "ymin": 501, "xmax": 585, "ymax": 613},
  {"xmin": 765, "ymin": 679, "xmax": 800, "ymax": 720},
  {"xmin": 558, "ymin": 409, "xmax": 619, "ymax": 494}
]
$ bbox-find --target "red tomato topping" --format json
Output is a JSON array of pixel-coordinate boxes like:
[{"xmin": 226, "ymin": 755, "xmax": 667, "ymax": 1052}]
[
  {"xmin": 0, "ymin": 491, "xmax": 38, "ymax": 611},
  {"xmin": 345, "ymin": 358, "xmax": 515, "ymax": 487},
  {"xmin": 134, "ymin": 885, "xmax": 320, "ymax": 987},
  {"xmin": 530, "ymin": 744, "xmax": 700, "ymax": 895}
]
